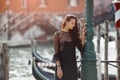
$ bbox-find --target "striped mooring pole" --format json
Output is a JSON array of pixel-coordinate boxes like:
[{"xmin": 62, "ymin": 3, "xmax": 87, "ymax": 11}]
[
  {"xmin": 113, "ymin": 0, "xmax": 120, "ymax": 80},
  {"xmin": 113, "ymin": 0, "xmax": 120, "ymax": 29}
]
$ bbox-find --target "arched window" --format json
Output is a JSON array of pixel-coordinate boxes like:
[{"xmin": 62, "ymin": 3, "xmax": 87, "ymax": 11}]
[
  {"xmin": 68, "ymin": 0, "xmax": 79, "ymax": 7},
  {"xmin": 6, "ymin": 0, "xmax": 10, "ymax": 6},
  {"xmin": 22, "ymin": 0, "xmax": 27, "ymax": 8},
  {"xmin": 39, "ymin": 0, "xmax": 47, "ymax": 8}
]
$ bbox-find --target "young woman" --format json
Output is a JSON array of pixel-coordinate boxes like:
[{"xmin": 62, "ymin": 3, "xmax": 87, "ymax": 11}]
[{"xmin": 53, "ymin": 14, "xmax": 86, "ymax": 80}]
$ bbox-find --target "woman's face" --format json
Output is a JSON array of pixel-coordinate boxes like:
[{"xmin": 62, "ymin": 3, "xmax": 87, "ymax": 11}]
[{"xmin": 66, "ymin": 19, "xmax": 76, "ymax": 30}]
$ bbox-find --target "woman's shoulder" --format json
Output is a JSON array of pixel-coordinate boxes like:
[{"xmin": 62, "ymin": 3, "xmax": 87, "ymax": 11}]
[
  {"xmin": 53, "ymin": 31, "xmax": 61, "ymax": 40},
  {"xmin": 54, "ymin": 31, "xmax": 61, "ymax": 36}
]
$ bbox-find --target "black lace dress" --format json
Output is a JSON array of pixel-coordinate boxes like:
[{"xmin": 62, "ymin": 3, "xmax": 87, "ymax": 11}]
[{"xmin": 53, "ymin": 31, "xmax": 82, "ymax": 80}]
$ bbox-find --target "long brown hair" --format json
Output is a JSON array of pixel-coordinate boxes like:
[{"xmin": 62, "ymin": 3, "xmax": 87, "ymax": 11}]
[{"xmin": 61, "ymin": 14, "xmax": 81, "ymax": 45}]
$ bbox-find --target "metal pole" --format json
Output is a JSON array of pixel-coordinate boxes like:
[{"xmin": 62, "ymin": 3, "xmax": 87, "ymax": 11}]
[{"xmin": 81, "ymin": 0, "xmax": 98, "ymax": 80}]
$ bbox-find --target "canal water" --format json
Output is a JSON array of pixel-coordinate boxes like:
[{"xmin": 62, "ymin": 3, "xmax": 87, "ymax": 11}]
[
  {"xmin": 9, "ymin": 42, "xmax": 55, "ymax": 80},
  {"xmin": 9, "ymin": 37, "xmax": 117, "ymax": 80}
]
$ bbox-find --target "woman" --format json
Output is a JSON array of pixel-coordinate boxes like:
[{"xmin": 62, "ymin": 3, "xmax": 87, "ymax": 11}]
[{"xmin": 53, "ymin": 14, "xmax": 86, "ymax": 80}]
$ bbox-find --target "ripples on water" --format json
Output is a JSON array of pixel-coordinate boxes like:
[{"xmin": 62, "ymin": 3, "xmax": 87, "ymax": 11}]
[{"xmin": 9, "ymin": 42, "xmax": 55, "ymax": 80}]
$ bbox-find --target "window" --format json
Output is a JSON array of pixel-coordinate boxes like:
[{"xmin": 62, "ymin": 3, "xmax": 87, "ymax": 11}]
[
  {"xmin": 68, "ymin": 0, "xmax": 79, "ymax": 7},
  {"xmin": 6, "ymin": 0, "xmax": 10, "ymax": 6},
  {"xmin": 39, "ymin": 0, "xmax": 47, "ymax": 8},
  {"xmin": 22, "ymin": 0, "xmax": 27, "ymax": 8}
]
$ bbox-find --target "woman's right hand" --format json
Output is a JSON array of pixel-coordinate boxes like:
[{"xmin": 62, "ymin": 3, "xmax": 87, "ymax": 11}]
[{"xmin": 57, "ymin": 66, "xmax": 63, "ymax": 79}]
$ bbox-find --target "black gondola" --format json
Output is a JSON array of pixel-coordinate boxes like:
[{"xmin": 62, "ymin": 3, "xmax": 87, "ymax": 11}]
[
  {"xmin": 32, "ymin": 57, "xmax": 55, "ymax": 80},
  {"xmin": 32, "ymin": 46, "xmax": 55, "ymax": 70},
  {"xmin": 31, "ymin": 46, "xmax": 81, "ymax": 80}
]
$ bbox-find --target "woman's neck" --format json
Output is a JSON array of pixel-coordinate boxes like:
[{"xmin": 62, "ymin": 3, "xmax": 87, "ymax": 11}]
[{"xmin": 62, "ymin": 26, "xmax": 69, "ymax": 32}]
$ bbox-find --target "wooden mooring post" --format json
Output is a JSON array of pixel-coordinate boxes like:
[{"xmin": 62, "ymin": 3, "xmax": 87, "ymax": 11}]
[
  {"xmin": 96, "ymin": 25, "xmax": 101, "ymax": 54},
  {"xmin": 116, "ymin": 28, "xmax": 120, "ymax": 80},
  {"xmin": 0, "ymin": 43, "xmax": 9, "ymax": 80},
  {"xmin": 104, "ymin": 20, "xmax": 109, "ymax": 80},
  {"xmin": 96, "ymin": 20, "xmax": 120, "ymax": 80}
]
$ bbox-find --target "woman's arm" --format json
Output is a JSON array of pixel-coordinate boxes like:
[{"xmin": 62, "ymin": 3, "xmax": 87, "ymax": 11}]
[
  {"xmin": 80, "ymin": 18, "xmax": 86, "ymax": 48},
  {"xmin": 53, "ymin": 31, "xmax": 63, "ymax": 79},
  {"xmin": 53, "ymin": 31, "xmax": 61, "ymax": 67},
  {"xmin": 81, "ymin": 27, "xmax": 86, "ymax": 48},
  {"xmin": 76, "ymin": 27, "xmax": 86, "ymax": 54}
]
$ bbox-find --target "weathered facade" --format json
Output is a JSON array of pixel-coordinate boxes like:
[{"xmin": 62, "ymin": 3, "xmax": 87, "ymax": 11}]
[{"xmin": 0, "ymin": 0, "xmax": 85, "ymax": 14}]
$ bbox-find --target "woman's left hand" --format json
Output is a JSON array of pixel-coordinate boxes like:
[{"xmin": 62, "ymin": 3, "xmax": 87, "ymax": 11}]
[
  {"xmin": 82, "ymin": 27, "xmax": 86, "ymax": 38},
  {"xmin": 81, "ymin": 26, "xmax": 86, "ymax": 47}
]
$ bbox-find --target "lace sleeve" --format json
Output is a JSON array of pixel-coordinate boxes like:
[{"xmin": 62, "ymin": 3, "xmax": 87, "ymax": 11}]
[{"xmin": 53, "ymin": 31, "xmax": 60, "ymax": 61}]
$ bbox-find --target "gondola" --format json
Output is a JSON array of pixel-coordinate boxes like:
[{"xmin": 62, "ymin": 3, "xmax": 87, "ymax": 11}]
[
  {"xmin": 32, "ymin": 46, "xmax": 51, "ymax": 63},
  {"xmin": 32, "ymin": 45, "xmax": 56, "ymax": 80},
  {"xmin": 32, "ymin": 46, "xmax": 81, "ymax": 80},
  {"xmin": 32, "ymin": 57, "xmax": 55, "ymax": 80},
  {"xmin": 32, "ymin": 46, "xmax": 55, "ymax": 70}
]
